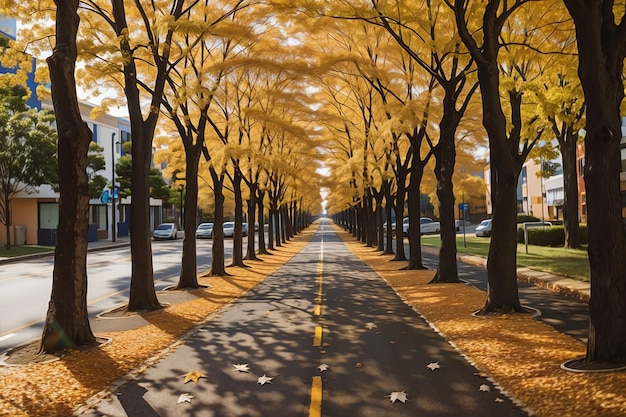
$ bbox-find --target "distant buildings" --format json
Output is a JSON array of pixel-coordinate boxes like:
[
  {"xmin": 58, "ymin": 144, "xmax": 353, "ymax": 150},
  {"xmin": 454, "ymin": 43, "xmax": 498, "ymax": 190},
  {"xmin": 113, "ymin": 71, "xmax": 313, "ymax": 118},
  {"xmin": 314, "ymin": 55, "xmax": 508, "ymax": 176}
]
[{"xmin": 0, "ymin": 19, "xmax": 164, "ymax": 246}]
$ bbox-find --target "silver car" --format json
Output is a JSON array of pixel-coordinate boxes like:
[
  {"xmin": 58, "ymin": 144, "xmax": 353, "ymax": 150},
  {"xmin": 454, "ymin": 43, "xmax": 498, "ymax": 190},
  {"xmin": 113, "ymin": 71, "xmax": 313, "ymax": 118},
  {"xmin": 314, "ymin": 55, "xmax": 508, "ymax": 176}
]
[
  {"xmin": 475, "ymin": 219, "xmax": 493, "ymax": 237},
  {"xmin": 195, "ymin": 222, "xmax": 214, "ymax": 239},
  {"xmin": 153, "ymin": 223, "xmax": 178, "ymax": 240},
  {"xmin": 223, "ymin": 222, "xmax": 248, "ymax": 238}
]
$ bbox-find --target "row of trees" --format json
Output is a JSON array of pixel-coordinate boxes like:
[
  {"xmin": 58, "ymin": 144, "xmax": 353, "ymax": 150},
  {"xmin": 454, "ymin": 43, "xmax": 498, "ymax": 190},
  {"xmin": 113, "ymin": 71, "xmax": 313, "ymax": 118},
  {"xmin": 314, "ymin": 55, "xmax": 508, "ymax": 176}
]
[
  {"xmin": 295, "ymin": 0, "xmax": 622, "ymax": 367},
  {"xmin": 6, "ymin": 0, "xmax": 323, "ymax": 353},
  {"xmin": 8, "ymin": 0, "xmax": 626, "ymax": 367}
]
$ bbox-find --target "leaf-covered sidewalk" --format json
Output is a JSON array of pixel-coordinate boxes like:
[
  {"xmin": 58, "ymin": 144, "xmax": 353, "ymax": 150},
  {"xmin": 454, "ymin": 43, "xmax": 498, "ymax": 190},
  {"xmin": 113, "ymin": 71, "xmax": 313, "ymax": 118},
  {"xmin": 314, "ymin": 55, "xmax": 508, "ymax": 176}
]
[{"xmin": 336, "ymin": 226, "xmax": 626, "ymax": 417}]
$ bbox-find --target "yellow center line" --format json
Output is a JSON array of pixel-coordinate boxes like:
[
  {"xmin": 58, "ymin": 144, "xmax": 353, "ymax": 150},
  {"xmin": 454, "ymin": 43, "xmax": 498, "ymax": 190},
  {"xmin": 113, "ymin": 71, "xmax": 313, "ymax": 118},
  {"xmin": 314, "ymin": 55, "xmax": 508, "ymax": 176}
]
[
  {"xmin": 310, "ymin": 226, "xmax": 325, "ymax": 417},
  {"xmin": 309, "ymin": 376, "xmax": 322, "ymax": 417},
  {"xmin": 313, "ymin": 326, "xmax": 323, "ymax": 346}
]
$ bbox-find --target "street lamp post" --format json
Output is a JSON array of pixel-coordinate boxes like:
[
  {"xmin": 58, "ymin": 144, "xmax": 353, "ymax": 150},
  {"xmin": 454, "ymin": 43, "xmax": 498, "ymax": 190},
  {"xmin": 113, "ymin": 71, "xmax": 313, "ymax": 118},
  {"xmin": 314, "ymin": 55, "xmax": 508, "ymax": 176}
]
[{"xmin": 111, "ymin": 132, "xmax": 116, "ymax": 243}]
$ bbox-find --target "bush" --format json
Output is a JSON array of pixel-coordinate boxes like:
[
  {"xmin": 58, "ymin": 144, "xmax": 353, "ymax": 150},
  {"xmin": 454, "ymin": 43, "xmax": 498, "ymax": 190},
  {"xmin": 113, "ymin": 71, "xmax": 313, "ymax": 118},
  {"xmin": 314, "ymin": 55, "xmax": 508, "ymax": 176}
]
[
  {"xmin": 517, "ymin": 214, "xmax": 540, "ymax": 223},
  {"xmin": 517, "ymin": 224, "xmax": 589, "ymax": 246}
]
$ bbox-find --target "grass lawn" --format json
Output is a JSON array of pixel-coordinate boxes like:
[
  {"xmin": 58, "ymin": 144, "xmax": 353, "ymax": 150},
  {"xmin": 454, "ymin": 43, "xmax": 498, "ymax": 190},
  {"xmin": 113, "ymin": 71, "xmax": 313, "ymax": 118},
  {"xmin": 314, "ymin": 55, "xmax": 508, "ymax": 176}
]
[
  {"xmin": 421, "ymin": 234, "xmax": 590, "ymax": 282},
  {"xmin": 0, "ymin": 245, "xmax": 54, "ymax": 258}
]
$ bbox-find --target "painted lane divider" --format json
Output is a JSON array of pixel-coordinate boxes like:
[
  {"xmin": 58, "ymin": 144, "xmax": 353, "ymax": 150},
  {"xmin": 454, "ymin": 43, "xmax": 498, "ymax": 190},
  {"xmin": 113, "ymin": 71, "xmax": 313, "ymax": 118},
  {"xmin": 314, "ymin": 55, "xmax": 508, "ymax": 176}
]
[
  {"xmin": 313, "ymin": 326, "xmax": 323, "ymax": 347},
  {"xmin": 309, "ymin": 376, "xmax": 322, "ymax": 417},
  {"xmin": 310, "ymin": 225, "xmax": 324, "ymax": 417}
]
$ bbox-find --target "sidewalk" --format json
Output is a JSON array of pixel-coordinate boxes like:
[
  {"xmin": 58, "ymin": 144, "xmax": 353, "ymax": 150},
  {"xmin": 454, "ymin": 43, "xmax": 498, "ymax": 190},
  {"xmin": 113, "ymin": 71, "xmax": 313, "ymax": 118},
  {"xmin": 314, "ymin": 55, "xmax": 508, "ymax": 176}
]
[
  {"xmin": 0, "ymin": 237, "xmax": 131, "ymax": 264},
  {"xmin": 421, "ymin": 246, "xmax": 591, "ymax": 302}
]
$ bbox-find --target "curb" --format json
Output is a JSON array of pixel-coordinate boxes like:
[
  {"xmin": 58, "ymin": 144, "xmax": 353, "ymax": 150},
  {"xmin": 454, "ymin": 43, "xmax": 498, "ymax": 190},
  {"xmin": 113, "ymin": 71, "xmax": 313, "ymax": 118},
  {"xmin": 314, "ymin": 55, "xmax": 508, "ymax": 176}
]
[
  {"xmin": 433, "ymin": 248, "xmax": 590, "ymax": 304},
  {"xmin": 0, "ymin": 241, "xmax": 130, "ymax": 265}
]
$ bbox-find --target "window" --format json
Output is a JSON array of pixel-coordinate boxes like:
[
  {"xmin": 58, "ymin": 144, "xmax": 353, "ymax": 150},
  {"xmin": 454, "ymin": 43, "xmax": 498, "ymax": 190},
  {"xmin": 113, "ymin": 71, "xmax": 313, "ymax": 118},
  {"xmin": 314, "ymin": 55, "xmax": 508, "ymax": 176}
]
[
  {"xmin": 89, "ymin": 205, "xmax": 108, "ymax": 230},
  {"xmin": 120, "ymin": 130, "xmax": 131, "ymax": 156},
  {"xmin": 39, "ymin": 203, "xmax": 59, "ymax": 229},
  {"xmin": 578, "ymin": 157, "xmax": 585, "ymax": 175}
]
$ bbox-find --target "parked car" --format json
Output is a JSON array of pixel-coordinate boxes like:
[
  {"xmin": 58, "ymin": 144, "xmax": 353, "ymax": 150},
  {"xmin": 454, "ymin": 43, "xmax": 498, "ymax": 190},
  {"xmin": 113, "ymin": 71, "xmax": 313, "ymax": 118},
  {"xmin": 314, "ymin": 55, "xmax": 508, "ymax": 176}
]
[
  {"xmin": 402, "ymin": 217, "xmax": 409, "ymax": 235},
  {"xmin": 455, "ymin": 219, "xmax": 463, "ymax": 231},
  {"xmin": 223, "ymin": 222, "xmax": 235, "ymax": 237},
  {"xmin": 419, "ymin": 217, "xmax": 440, "ymax": 234},
  {"xmin": 401, "ymin": 217, "xmax": 441, "ymax": 235},
  {"xmin": 475, "ymin": 219, "xmax": 493, "ymax": 237},
  {"xmin": 195, "ymin": 222, "xmax": 214, "ymax": 239},
  {"xmin": 153, "ymin": 223, "xmax": 178, "ymax": 240},
  {"xmin": 222, "ymin": 222, "xmax": 248, "ymax": 238}
]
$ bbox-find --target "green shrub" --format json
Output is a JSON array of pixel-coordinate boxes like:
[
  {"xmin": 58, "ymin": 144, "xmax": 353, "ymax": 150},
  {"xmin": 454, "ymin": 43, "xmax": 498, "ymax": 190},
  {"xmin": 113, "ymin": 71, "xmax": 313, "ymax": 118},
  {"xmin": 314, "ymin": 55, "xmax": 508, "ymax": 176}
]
[
  {"xmin": 517, "ymin": 224, "xmax": 589, "ymax": 246},
  {"xmin": 517, "ymin": 214, "xmax": 540, "ymax": 223}
]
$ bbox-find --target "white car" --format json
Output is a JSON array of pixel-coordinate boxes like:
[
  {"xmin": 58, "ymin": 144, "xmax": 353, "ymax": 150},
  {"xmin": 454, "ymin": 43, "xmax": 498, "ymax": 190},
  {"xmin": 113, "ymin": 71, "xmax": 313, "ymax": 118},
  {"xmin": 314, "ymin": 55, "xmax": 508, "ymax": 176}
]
[
  {"xmin": 402, "ymin": 217, "xmax": 409, "ymax": 235},
  {"xmin": 475, "ymin": 219, "xmax": 493, "ymax": 237},
  {"xmin": 222, "ymin": 222, "xmax": 248, "ymax": 238},
  {"xmin": 153, "ymin": 223, "xmax": 178, "ymax": 240},
  {"xmin": 402, "ymin": 217, "xmax": 440, "ymax": 235},
  {"xmin": 419, "ymin": 217, "xmax": 440, "ymax": 234},
  {"xmin": 195, "ymin": 222, "xmax": 214, "ymax": 239}
]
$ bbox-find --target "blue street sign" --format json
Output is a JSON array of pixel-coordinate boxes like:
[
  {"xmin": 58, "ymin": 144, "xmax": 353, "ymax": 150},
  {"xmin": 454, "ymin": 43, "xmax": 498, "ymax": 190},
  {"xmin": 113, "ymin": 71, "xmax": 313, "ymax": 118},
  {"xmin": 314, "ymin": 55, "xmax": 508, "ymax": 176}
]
[
  {"xmin": 100, "ymin": 189, "xmax": 110, "ymax": 204},
  {"xmin": 463, "ymin": 203, "xmax": 470, "ymax": 211}
]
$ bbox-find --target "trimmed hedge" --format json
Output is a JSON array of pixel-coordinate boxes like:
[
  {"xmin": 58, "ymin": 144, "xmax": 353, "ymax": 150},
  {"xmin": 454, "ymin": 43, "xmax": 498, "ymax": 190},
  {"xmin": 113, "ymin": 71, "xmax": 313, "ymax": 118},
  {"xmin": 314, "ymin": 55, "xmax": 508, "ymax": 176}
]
[
  {"xmin": 516, "ymin": 225, "xmax": 589, "ymax": 246},
  {"xmin": 517, "ymin": 214, "xmax": 541, "ymax": 223}
]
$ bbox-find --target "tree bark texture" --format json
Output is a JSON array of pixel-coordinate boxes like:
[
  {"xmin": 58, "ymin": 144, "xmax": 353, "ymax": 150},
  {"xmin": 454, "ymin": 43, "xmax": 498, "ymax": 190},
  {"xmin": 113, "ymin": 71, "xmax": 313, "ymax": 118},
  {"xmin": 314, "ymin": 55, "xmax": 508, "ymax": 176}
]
[
  {"xmin": 257, "ymin": 190, "xmax": 269, "ymax": 254},
  {"xmin": 393, "ymin": 168, "xmax": 408, "ymax": 261},
  {"xmin": 559, "ymin": 128, "xmax": 581, "ymax": 249},
  {"xmin": 40, "ymin": 0, "xmax": 95, "ymax": 353},
  {"xmin": 383, "ymin": 182, "xmax": 394, "ymax": 254},
  {"xmin": 479, "ymin": 78, "xmax": 525, "ymax": 313},
  {"xmin": 110, "ymin": 0, "xmax": 169, "ymax": 312},
  {"xmin": 230, "ymin": 169, "xmax": 246, "ymax": 267},
  {"xmin": 431, "ymin": 98, "xmax": 461, "ymax": 283},
  {"xmin": 245, "ymin": 194, "xmax": 260, "ymax": 260},
  {"xmin": 374, "ymin": 190, "xmax": 385, "ymax": 251},
  {"xmin": 564, "ymin": 0, "xmax": 626, "ymax": 363},
  {"xmin": 405, "ymin": 162, "xmax": 425, "ymax": 270},
  {"xmin": 453, "ymin": 1, "xmax": 526, "ymax": 312},
  {"xmin": 267, "ymin": 202, "xmax": 275, "ymax": 251},
  {"xmin": 176, "ymin": 143, "xmax": 201, "ymax": 289},
  {"xmin": 209, "ymin": 167, "xmax": 227, "ymax": 276}
]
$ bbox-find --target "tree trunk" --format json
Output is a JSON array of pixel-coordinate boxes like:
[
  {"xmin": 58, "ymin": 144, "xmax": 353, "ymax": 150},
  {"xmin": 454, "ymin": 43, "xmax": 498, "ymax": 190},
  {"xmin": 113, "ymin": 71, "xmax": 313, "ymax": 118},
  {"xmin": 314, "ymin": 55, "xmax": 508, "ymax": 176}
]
[
  {"xmin": 268, "ymin": 203, "xmax": 275, "ymax": 250},
  {"xmin": 40, "ymin": 0, "xmax": 95, "ymax": 353},
  {"xmin": 111, "ymin": 0, "xmax": 165, "ymax": 312},
  {"xmin": 405, "ymin": 169, "xmax": 425, "ymax": 270},
  {"xmin": 257, "ymin": 190, "xmax": 270, "ymax": 254},
  {"xmin": 280, "ymin": 205, "xmax": 288, "ymax": 242},
  {"xmin": 230, "ymin": 170, "xmax": 246, "ymax": 267},
  {"xmin": 481, "ymin": 167, "xmax": 523, "ymax": 313},
  {"xmin": 431, "ymin": 101, "xmax": 461, "ymax": 283},
  {"xmin": 374, "ymin": 189, "xmax": 385, "ymax": 251},
  {"xmin": 393, "ymin": 169, "xmax": 408, "ymax": 261},
  {"xmin": 383, "ymin": 182, "xmax": 394, "ymax": 255},
  {"xmin": 209, "ymin": 167, "xmax": 227, "ymax": 276},
  {"xmin": 176, "ymin": 145, "xmax": 201, "ymax": 289},
  {"xmin": 560, "ymin": 128, "xmax": 581, "ymax": 249},
  {"xmin": 564, "ymin": 0, "xmax": 626, "ymax": 363},
  {"xmin": 475, "ymin": 60, "xmax": 524, "ymax": 313},
  {"xmin": 245, "ymin": 194, "xmax": 260, "ymax": 261}
]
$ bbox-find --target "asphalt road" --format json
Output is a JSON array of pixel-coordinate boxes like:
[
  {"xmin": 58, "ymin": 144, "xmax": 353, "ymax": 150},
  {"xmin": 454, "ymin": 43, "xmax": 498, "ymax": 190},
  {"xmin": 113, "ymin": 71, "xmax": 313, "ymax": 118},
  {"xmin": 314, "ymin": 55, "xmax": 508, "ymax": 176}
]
[
  {"xmin": 83, "ymin": 221, "xmax": 528, "ymax": 417},
  {"xmin": 0, "ymin": 238, "xmax": 227, "ymax": 353}
]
